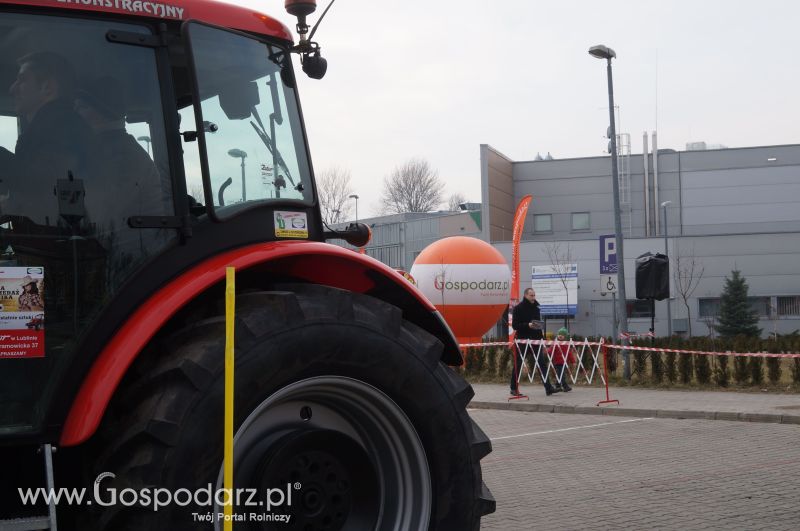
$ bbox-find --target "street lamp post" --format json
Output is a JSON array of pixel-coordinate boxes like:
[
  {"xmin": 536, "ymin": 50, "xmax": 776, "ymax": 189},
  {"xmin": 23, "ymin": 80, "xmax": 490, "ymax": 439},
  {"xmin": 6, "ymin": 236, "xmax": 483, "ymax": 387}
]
[
  {"xmin": 349, "ymin": 194, "xmax": 359, "ymax": 222},
  {"xmin": 228, "ymin": 149, "xmax": 248, "ymax": 201},
  {"xmin": 589, "ymin": 44, "xmax": 631, "ymax": 379},
  {"xmin": 137, "ymin": 135, "xmax": 151, "ymax": 156},
  {"xmin": 661, "ymin": 200, "xmax": 673, "ymax": 336}
]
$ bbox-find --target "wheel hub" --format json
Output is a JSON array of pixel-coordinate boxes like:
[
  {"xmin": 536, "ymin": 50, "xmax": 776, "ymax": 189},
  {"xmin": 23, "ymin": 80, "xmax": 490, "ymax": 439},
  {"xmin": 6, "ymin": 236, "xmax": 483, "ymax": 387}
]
[{"xmin": 254, "ymin": 429, "xmax": 377, "ymax": 530}]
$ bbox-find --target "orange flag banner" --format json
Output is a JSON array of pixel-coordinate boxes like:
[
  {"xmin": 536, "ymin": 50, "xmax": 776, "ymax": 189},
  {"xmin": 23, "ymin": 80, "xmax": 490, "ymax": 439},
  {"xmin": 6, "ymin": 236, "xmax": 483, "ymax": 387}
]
[{"xmin": 509, "ymin": 195, "xmax": 533, "ymax": 344}]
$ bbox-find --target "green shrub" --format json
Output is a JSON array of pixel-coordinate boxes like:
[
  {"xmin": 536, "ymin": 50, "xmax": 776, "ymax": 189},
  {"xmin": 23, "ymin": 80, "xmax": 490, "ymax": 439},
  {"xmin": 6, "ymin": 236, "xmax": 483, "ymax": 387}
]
[
  {"xmin": 633, "ymin": 351, "xmax": 648, "ymax": 381},
  {"xmin": 605, "ymin": 345, "xmax": 618, "ymax": 375},
  {"xmin": 579, "ymin": 347, "xmax": 591, "ymax": 374},
  {"xmin": 694, "ymin": 354, "xmax": 711, "ymax": 385},
  {"xmin": 733, "ymin": 356, "xmax": 749, "ymax": 385},
  {"xmin": 485, "ymin": 348, "xmax": 497, "ymax": 379},
  {"xmin": 766, "ymin": 356, "xmax": 781, "ymax": 385},
  {"xmin": 749, "ymin": 356, "xmax": 764, "ymax": 385},
  {"xmin": 679, "ymin": 353, "xmax": 693, "ymax": 384},
  {"xmin": 714, "ymin": 354, "xmax": 730, "ymax": 387},
  {"xmin": 651, "ymin": 352, "xmax": 664, "ymax": 383},
  {"xmin": 463, "ymin": 347, "xmax": 481, "ymax": 376},
  {"xmin": 501, "ymin": 347, "xmax": 514, "ymax": 381},
  {"xmin": 665, "ymin": 352, "xmax": 677, "ymax": 383},
  {"xmin": 461, "ymin": 336, "xmax": 798, "ymax": 389}
]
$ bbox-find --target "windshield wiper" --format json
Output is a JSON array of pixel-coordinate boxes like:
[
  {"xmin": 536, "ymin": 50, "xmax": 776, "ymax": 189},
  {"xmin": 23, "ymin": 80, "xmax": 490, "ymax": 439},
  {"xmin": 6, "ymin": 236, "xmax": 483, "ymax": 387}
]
[{"xmin": 248, "ymin": 110, "xmax": 296, "ymax": 190}]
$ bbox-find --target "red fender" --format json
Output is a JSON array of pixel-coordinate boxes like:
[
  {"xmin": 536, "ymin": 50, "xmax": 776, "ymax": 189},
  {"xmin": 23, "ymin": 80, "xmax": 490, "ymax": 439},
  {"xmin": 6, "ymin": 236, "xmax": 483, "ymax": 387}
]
[{"xmin": 60, "ymin": 241, "xmax": 455, "ymax": 446}]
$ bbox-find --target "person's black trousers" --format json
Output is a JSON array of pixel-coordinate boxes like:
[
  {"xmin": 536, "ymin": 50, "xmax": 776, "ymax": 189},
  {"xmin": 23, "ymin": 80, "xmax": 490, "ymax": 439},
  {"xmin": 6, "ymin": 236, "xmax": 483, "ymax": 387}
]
[{"xmin": 510, "ymin": 341, "xmax": 554, "ymax": 393}]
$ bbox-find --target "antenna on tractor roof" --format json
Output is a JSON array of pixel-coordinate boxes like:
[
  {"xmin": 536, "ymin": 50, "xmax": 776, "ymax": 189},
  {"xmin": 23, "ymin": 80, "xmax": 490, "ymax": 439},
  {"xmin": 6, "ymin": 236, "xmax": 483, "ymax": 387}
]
[{"xmin": 285, "ymin": 0, "xmax": 337, "ymax": 80}]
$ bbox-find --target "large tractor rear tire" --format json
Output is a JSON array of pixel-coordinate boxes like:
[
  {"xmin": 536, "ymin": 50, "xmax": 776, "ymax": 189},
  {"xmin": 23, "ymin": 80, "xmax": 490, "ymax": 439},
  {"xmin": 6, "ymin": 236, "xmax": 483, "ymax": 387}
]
[{"xmin": 88, "ymin": 285, "xmax": 495, "ymax": 530}]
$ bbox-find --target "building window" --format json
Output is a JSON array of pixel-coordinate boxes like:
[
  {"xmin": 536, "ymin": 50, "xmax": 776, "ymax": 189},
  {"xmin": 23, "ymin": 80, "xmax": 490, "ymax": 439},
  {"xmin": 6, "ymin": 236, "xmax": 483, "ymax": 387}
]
[
  {"xmin": 698, "ymin": 298, "xmax": 721, "ymax": 318},
  {"xmin": 571, "ymin": 212, "xmax": 590, "ymax": 231},
  {"xmin": 748, "ymin": 297, "xmax": 771, "ymax": 317},
  {"xmin": 699, "ymin": 297, "xmax": 771, "ymax": 318},
  {"xmin": 778, "ymin": 296, "xmax": 800, "ymax": 316},
  {"xmin": 626, "ymin": 299, "xmax": 653, "ymax": 318},
  {"xmin": 534, "ymin": 214, "xmax": 552, "ymax": 233}
]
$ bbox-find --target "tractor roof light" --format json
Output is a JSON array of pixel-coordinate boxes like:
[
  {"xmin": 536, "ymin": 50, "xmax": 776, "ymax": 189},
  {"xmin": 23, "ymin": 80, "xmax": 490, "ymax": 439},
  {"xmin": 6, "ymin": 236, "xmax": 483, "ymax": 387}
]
[{"xmin": 285, "ymin": 0, "xmax": 317, "ymax": 41}]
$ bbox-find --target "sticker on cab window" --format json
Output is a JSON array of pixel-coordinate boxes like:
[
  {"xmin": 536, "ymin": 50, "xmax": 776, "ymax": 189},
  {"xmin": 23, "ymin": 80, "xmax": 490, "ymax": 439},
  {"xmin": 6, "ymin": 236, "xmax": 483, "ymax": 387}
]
[
  {"xmin": 0, "ymin": 267, "xmax": 46, "ymax": 359},
  {"xmin": 274, "ymin": 211, "xmax": 309, "ymax": 239}
]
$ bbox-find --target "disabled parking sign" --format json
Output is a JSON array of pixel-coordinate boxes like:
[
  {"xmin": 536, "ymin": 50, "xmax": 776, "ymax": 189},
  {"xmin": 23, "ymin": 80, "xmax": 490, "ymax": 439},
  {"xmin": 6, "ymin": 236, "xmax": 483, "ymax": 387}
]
[{"xmin": 599, "ymin": 235, "xmax": 618, "ymax": 294}]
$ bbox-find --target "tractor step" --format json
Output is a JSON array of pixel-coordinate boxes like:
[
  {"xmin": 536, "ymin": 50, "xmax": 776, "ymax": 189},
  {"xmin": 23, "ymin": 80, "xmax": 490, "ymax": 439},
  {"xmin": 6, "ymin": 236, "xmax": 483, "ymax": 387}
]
[
  {"xmin": 0, "ymin": 517, "xmax": 51, "ymax": 531},
  {"xmin": 1, "ymin": 444, "xmax": 58, "ymax": 531}
]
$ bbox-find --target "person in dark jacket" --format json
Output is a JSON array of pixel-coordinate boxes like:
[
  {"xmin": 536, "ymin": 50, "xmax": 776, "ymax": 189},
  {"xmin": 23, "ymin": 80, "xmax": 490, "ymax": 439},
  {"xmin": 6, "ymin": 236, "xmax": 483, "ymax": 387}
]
[
  {"xmin": 73, "ymin": 76, "xmax": 167, "ymax": 264},
  {"xmin": 74, "ymin": 77, "xmax": 165, "ymax": 213},
  {"xmin": 1, "ymin": 51, "xmax": 90, "ymax": 223},
  {"xmin": 511, "ymin": 288, "xmax": 558, "ymax": 396}
]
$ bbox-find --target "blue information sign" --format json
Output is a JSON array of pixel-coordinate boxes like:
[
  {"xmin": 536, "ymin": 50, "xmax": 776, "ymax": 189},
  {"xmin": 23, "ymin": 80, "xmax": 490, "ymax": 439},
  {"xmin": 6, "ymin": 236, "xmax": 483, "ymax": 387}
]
[{"xmin": 599, "ymin": 234, "xmax": 617, "ymax": 274}]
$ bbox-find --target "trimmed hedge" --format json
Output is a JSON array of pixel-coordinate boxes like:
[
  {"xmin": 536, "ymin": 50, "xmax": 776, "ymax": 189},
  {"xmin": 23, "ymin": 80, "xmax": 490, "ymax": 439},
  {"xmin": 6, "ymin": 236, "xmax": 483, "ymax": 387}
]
[{"xmin": 457, "ymin": 335, "xmax": 800, "ymax": 389}]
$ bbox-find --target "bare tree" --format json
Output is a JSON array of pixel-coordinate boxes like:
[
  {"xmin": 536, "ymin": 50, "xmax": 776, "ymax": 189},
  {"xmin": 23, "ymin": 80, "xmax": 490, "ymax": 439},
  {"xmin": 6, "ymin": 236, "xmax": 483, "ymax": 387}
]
[
  {"xmin": 317, "ymin": 167, "xmax": 353, "ymax": 224},
  {"xmin": 380, "ymin": 158, "xmax": 444, "ymax": 214},
  {"xmin": 767, "ymin": 300, "xmax": 779, "ymax": 340},
  {"xmin": 544, "ymin": 241, "xmax": 575, "ymax": 330},
  {"xmin": 700, "ymin": 314, "xmax": 718, "ymax": 339},
  {"xmin": 447, "ymin": 192, "xmax": 467, "ymax": 212},
  {"xmin": 187, "ymin": 182, "xmax": 204, "ymax": 202},
  {"xmin": 673, "ymin": 242, "xmax": 705, "ymax": 337}
]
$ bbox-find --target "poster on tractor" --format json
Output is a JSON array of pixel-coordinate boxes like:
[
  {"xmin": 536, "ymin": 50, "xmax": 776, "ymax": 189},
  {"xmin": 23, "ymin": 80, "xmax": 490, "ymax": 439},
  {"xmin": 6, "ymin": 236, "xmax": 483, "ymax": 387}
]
[{"xmin": 0, "ymin": 266, "xmax": 45, "ymax": 359}]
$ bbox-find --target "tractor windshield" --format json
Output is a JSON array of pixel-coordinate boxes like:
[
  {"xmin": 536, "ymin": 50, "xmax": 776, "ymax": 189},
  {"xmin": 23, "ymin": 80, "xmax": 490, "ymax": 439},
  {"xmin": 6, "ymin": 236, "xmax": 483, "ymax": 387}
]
[
  {"xmin": 182, "ymin": 23, "xmax": 312, "ymax": 217},
  {"xmin": 0, "ymin": 12, "xmax": 175, "ymax": 431}
]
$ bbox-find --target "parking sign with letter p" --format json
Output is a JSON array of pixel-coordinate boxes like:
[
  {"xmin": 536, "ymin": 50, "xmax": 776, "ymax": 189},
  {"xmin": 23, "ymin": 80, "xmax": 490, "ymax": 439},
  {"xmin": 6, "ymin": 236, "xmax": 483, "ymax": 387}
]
[{"xmin": 600, "ymin": 234, "xmax": 617, "ymax": 274}]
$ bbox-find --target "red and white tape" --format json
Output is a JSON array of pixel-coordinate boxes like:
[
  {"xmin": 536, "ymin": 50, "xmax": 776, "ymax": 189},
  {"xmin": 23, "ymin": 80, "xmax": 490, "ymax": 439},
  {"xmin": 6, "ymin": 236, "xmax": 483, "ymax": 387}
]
[
  {"xmin": 459, "ymin": 340, "xmax": 800, "ymax": 359},
  {"xmin": 603, "ymin": 343, "xmax": 800, "ymax": 359},
  {"xmin": 619, "ymin": 331, "xmax": 654, "ymax": 339}
]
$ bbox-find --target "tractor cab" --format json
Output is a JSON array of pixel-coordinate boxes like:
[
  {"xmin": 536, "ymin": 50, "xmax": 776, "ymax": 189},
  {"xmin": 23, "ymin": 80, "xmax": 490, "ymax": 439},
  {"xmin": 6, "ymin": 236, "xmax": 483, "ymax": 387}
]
[{"xmin": 0, "ymin": 4, "xmax": 314, "ymax": 435}]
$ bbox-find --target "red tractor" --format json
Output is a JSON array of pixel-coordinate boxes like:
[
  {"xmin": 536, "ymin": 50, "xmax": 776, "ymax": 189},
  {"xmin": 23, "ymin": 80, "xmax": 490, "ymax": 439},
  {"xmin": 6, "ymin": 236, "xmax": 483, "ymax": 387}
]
[
  {"xmin": 24, "ymin": 314, "xmax": 44, "ymax": 330},
  {"xmin": 0, "ymin": 0, "xmax": 494, "ymax": 529}
]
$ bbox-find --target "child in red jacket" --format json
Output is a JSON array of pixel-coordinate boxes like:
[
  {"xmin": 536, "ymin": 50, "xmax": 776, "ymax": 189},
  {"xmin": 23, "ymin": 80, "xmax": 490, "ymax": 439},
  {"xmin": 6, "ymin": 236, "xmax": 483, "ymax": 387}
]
[{"xmin": 549, "ymin": 327, "xmax": 576, "ymax": 392}]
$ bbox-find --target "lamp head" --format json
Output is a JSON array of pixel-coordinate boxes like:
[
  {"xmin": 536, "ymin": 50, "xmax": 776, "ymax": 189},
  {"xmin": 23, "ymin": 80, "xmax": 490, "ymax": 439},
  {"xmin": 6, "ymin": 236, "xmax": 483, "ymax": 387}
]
[
  {"xmin": 228, "ymin": 149, "xmax": 247, "ymax": 159},
  {"xmin": 588, "ymin": 45, "xmax": 616, "ymax": 60}
]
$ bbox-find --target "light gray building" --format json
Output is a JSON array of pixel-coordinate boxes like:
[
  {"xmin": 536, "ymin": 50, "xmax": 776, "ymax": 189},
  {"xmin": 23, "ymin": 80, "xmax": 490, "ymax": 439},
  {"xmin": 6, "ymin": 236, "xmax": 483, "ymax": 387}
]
[
  {"xmin": 332, "ymin": 209, "xmax": 482, "ymax": 271},
  {"xmin": 482, "ymin": 142, "xmax": 800, "ymax": 339}
]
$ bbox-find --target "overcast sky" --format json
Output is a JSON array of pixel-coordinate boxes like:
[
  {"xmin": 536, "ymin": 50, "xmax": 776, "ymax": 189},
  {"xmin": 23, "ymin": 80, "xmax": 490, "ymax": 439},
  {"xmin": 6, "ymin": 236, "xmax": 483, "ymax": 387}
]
[{"xmin": 225, "ymin": 0, "xmax": 800, "ymax": 218}]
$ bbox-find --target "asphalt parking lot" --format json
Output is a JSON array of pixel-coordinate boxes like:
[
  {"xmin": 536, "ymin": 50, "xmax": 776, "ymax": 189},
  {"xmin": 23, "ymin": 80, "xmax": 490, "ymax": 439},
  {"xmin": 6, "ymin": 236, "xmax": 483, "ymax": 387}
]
[{"xmin": 472, "ymin": 409, "xmax": 800, "ymax": 530}]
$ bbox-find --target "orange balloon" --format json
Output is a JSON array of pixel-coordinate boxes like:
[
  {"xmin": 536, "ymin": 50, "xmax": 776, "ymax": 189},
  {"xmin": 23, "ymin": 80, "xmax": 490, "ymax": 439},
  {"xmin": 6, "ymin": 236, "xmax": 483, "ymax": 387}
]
[{"xmin": 410, "ymin": 237, "xmax": 510, "ymax": 344}]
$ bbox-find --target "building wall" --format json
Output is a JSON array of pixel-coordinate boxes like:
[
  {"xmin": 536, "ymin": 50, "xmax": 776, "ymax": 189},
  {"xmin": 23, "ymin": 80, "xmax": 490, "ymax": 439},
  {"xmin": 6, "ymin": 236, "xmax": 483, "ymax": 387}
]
[
  {"xmin": 678, "ymin": 146, "xmax": 800, "ymax": 235},
  {"xmin": 481, "ymin": 144, "xmax": 514, "ymax": 242},
  {"xmin": 506, "ymin": 144, "xmax": 800, "ymax": 242},
  {"xmin": 332, "ymin": 211, "xmax": 482, "ymax": 271},
  {"xmin": 483, "ymin": 142, "xmax": 800, "ymax": 339},
  {"xmin": 495, "ymin": 232, "xmax": 800, "ymax": 339}
]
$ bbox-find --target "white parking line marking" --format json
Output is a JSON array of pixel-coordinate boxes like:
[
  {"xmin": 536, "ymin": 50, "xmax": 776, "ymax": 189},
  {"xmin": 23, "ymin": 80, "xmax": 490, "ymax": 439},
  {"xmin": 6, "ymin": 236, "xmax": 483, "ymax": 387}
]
[{"xmin": 490, "ymin": 418, "xmax": 654, "ymax": 441}]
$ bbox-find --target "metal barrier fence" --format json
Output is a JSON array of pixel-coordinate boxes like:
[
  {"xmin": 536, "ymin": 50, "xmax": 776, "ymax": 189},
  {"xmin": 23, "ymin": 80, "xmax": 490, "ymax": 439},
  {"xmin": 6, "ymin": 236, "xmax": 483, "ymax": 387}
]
[{"xmin": 514, "ymin": 338, "xmax": 607, "ymax": 386}]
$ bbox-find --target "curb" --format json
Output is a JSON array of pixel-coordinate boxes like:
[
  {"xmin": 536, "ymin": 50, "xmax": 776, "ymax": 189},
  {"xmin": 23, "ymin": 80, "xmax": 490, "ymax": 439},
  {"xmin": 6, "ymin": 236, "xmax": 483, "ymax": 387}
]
[{"xmin": 468, "ymin": 401, "xmax": 800, "ymax": 425}]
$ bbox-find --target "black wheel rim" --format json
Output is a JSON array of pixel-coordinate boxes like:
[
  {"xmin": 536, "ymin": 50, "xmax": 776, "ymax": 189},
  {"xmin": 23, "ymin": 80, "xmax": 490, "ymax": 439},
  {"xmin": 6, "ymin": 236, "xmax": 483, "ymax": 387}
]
[{"xmin": 215, "ymin": 376, "xmax": 432, "ymax": 531}]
